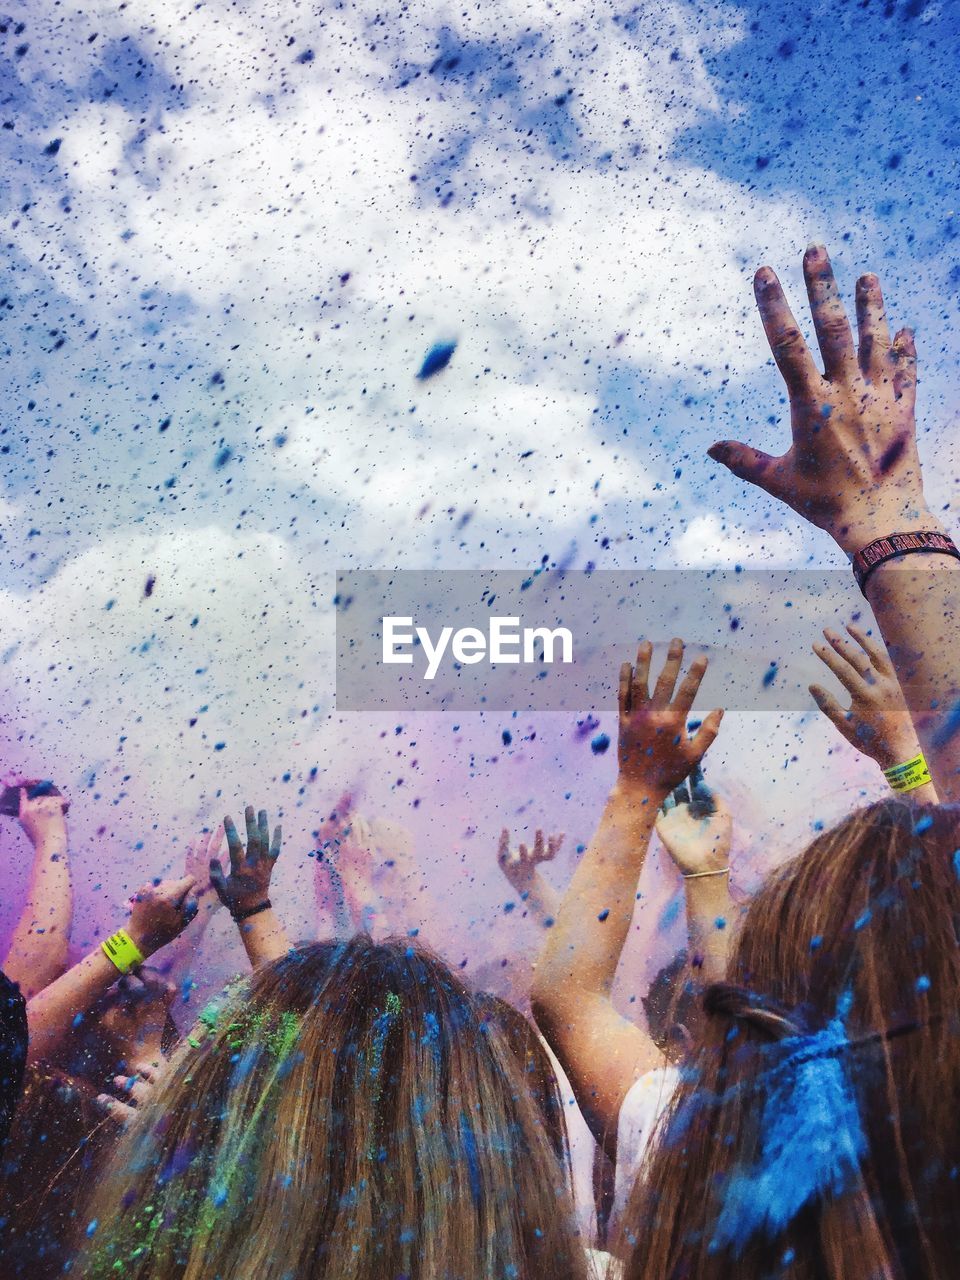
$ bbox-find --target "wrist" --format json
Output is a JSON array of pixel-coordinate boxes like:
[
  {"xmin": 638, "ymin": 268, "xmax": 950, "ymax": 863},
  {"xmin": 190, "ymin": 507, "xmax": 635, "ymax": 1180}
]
[
  {"xmin": 611, "ymin": 776, "xmax": 669, "ymax": 809},
  {"xmin": 32, "ymin": 832, "xmax": 68, "ymax": 855},
  {"xmin": 832, "ymin": 505, "xmax": 941, "ymax": 557}
]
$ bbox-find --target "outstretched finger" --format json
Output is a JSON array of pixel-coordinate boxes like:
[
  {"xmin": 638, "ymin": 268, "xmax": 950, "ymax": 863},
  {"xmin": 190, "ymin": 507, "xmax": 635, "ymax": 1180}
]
[
  {"xmin": 846, "ymin": 623, "xmax": 892, "ymax": 675},
  {"xmin": 813, "ymin": 637, "xmax": 869, "ymax": 696},
  {"xmin": 209, "ymin": 858, "xmax": 228, "ymax": 903},
  {"xmin": 803, "ymin": 245, "xmax": 856, "ymax": 382},
  {"xmin": 652, "ymin": 638, "xmax": 684, "ymax": 706},
  {"xmin": 619, "ymin": 662, "xmax": 632, "ymax": 718},
  {"xmin": 258, "ymin": 809, "xmax": 271, "ymax": 863},
  {"xmin": 269, "ymin": 824, "xmax": 282, "ymax": 861},
  {"xmin": 673, "ymin": 654, "xmax": 708, "ymax": 719},
  {"xmin": 707, "ymin": 441, "xmax": 787, "ymax": 502},
  {"xmin": 223, "ymin": 815, "xmax": 244, "ymax": 877},
  {"xmin": 632, "ymin": 641, "xmax": 652, "ymax": 706},
  {"xmin": 546, "ymin": 833, "xmax": 564, "ymax": 860},
  {"xmin": 855, "ymin": 273, "xmax": 891, "ymax": 379},
  {"xmin": 497, "ymin": 828, "xmax": 510, "ymax": 865},
  {"xmin": 244, "ymin": 805, "xmax": 259, "ymax": 861},
  {"xmin": 532, "ymin": 830, "xmax": 545, "ymax": 862},
  {"xmin": 809, "ymin": 684, "xmax": 855, "ymax": 744},
  {"xmin": 823, "ymin": 628, "xmax": 873, "ymax": 680},
  {"xmin": 689, "ymin": 707, "xmax": 724, "ymax": 758},
  {"xmin": 891, "ymin": 328, "xmax": 917, "ymax": 405},
  {"xmin": 754, "ymin": 266, "xmax": 819, "ymax": 395}
]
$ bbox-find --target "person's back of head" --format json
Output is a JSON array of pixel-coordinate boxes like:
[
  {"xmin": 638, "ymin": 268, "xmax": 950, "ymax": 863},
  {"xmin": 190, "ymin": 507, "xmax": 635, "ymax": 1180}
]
[
  {"xmin": 76, "ymin": 935, "xmax": 588, "ymax": 1280},
  {"xmin": 620, "ymin": 799, "xmax": 960, "ymax": 1280}
]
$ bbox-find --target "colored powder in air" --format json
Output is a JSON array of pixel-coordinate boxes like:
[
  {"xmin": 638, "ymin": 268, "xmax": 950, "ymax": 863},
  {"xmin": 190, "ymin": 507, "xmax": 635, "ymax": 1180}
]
[{"xmin": 710, "ymin": 1019, "xmax": 866, "ymax": 1255}]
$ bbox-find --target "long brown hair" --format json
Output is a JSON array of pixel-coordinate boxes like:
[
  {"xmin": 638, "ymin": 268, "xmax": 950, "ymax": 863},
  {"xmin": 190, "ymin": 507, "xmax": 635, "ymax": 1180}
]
[
  {"xmin": 620, "ymin": 799, "xmax": 960, "ymax": 1280},
  {"xmin": 75, "ymin": 936, "xmax": 589, "ymax": 1280}
]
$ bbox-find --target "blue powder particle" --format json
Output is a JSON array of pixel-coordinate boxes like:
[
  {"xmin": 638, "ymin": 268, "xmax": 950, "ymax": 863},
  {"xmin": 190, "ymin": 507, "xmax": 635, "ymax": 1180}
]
[
  {"xmin": 762, "ymin": 662, "xmax": 778, "ymax": 688},
  {"xmin": 953, "ymin": 850, "xmax": 960, "ymax": 880},
  {"xmin": 809, "ymin": 935, "xmax": 823, "ymax": 951},
  {"xmin": 85, "ymin": 1220, "xmax": 98, "ymax": 1237},
  {"xmin": 416, "ymin": 342, "xmax": 457, "ymax": 380},
  {"xmin": 591, "ymin": 732, "xmax": 611, "ymax": 755},
  {"xmin": 932, "ymin": 698, "xmax": 960, "ymax": 749},
  {"xmin": 502, "ymin": 729, "xmax": 512, "ymax": 746},
  {"xmin": 715, "ymin": 916, "xmax": 727, "ymax": 930},
  {"xmin": 853, "ymin": 908, "xmax": 871, "ymax": 931},
  {"xmin": 916, "ymin": 975, "xmax": 931, "ymax": 993},
  {"xmin": 597, "ymin": 908, "xmax": 610, "ymax": 922}
]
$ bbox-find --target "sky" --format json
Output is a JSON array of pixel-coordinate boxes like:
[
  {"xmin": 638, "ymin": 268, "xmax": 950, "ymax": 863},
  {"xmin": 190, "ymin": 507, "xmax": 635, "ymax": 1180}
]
[{"xmin": 0, "ymin": 0, "xmax": 957, "ymax": 1001}]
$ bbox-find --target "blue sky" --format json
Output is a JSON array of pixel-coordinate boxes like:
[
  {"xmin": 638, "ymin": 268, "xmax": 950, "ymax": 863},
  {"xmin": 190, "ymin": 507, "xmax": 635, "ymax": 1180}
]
[{"xmin": 0, "ymin": 0, "xmax": 956, "ymax": 985}]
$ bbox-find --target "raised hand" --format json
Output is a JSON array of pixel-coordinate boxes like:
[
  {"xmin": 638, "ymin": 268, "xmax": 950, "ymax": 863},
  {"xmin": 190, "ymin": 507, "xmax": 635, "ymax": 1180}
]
[
  {"xmin": 497, "ymin": 828, "xmax": 564, "ymax": 895},
  {"xmin": 16, "ymin": 782, "xmax": 69, "ymax": 848},
  {"xmin": 618, "ymin": 639, "xmax": 724, "ymax": 795},
  {"xmin": 709, "ymin": 246, "xmax": 931, "ymax": 553},
  {"xmin": 810, "ymin": 623, "xmax": 923, "ymax": 772},
  {"xmin": 210, "ymin": 805, "xmax": 281, "ymax": 917},
  {"xmin": 656, "ymin": 772, "xmax": 732, "ymax": 878},
  {"xmin": 127, "ymin": 875, "xmax": 198, "ymax": 957},
  {"xmin": 183, "ymin": 825, "xmax": 225, "ymax": 910}
]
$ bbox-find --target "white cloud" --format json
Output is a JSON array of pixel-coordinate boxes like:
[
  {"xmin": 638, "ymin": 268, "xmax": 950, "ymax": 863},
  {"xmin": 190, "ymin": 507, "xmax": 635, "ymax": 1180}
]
[{"xmin": 673, "ymin": 512, "xmax": 804, "ymax": 567}]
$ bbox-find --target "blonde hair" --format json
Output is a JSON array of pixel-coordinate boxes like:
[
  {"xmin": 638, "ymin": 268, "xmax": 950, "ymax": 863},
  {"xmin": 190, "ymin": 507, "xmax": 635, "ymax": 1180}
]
[
  {"xmin": 77, "ymin": 936, "xmax": 588, "ymax": 1280},
  {"xmin": 620, "ymin": 800, "xmax": 960, "ymax": 1280}
]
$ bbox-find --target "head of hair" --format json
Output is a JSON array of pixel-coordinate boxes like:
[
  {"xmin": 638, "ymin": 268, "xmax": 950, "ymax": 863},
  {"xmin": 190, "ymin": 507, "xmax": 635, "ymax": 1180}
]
[
  {"xmin": 0, "ymin": 1062, "xmax": 116, "ymax": 1279},
  {"xmin": 621, "ymin": 799, "xmax": 960, "ymax": 1280},
  {"xmin": 641, "ymin": 951, "xmax": 698, "ymax": 1057},
  {"xmin": 472, "ymin": 991, "xmax": 569, "ymax": 1170},
  {"xmin": 76, "ymin": 935, "xmax": 588, "ymax": 1280}
]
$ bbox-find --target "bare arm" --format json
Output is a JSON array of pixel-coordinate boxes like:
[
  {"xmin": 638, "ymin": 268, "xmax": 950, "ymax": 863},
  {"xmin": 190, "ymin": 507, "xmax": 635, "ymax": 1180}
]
[
  {"xmin": 531, "ymin": 640, "xmax": 723, "ymax": 1155},
  {"xmin": 657, "ymin": 775, "xmax": 735, "ymax": 993},
  {"xmin": 4, "ymin": 787, "xmax": 73, "ymax": 997},
  {"xmin": 211, "ymin": 805, "xmax": 290, "ymax": 967},
  {"xmin": 26, "ymin": 875, "xmax": 197, "ymax": 1063},
  {"xmin": 709, "ymin": 247, "xmax": 960, "ymax": 798},
  {"xmin": 497, "ymin": 828, "xmax": 563, "ymax": 927}
]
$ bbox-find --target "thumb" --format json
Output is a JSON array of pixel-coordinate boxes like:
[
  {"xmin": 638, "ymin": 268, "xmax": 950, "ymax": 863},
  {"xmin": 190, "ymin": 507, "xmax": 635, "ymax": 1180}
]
[{"xmin": 708, "ymin": 441, "xmax": 783, "ymax": 494}]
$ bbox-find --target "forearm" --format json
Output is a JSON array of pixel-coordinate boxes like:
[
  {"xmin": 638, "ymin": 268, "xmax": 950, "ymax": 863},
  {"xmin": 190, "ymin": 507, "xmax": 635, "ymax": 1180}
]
[
  {"xmin": 863, "ymin": 544, "xmax": 960, "ymax": 799},
  {"xmin": 532, "ymin": 780, "xmax": 663, "ymax": 1013},
  {"xmin": 514, "ymin": 869, "xmax": 562, "ymax": 928},
  {"xmin": 236, "ymin": 907, "xmax": 291, "ymax": 968},
  {"xmin": 5, "ymin": 836, "xmax": 73, "ymax": 997},
  {"xmin": 684, "ymin": 872, "xmax": 733, "ymax": 987},
  {"xmin": 26, "ymin": 945, "xmax": 122, "ymax": 1063}
]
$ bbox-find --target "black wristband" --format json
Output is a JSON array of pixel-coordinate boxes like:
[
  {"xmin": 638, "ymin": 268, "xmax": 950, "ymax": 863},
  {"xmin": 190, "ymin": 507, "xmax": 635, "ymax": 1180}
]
[
  {"xmin": 231, "ymin": 899, "xmax": 272, "ymax": 923},
  {"xmin": 852, "ymin": 530, "xmax": 960, "ymax": 596}
]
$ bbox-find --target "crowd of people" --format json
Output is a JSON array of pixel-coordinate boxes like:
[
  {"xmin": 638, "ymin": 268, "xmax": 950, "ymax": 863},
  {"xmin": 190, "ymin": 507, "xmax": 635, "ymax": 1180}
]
[{"xmin": 1, "ymin": 244, "xmax": 958, "ymax": 1278}]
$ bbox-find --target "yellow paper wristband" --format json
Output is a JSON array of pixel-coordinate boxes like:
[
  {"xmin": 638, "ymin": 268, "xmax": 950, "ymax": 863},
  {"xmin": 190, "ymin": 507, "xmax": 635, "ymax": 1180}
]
[
  {"xmin": 883, "ymin": 752, "xmax": 932, "ymax": 794},
  {"xmin": 101, "ymin": 928, "xmax": 145, "ymax": 975}
]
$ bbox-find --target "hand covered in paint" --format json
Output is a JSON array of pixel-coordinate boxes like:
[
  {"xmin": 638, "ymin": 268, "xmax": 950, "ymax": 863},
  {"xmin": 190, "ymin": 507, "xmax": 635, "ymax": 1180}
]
[
  {"xmin": 810, "ymin": 623, "xmax": 924, "ymax": 772},
  {"xmin": 97, "ymin": 1059, "xmax": 165, "ymax": 1127},
  {"xmin": 656, "ymin": 768, "xmax": 732, "ymax": 877},
  {"xmin": 709, "ymin": 246, "xmax": 931, "ymax": 554},
  {"xmin": 211, "ymin": 805, "xmax": 281, "ymax": 916},
  {"xmin": 16, "ymin": 782, "xmax": 69, "ymax": 848},
  {"xmin": 617, "ymin": 640, "xmax": 724, "ymax": 796},
  {"xmin": 127, "ymin": 875, "xmax": 198, "ymax": 956},
  {"xmin": 497, "ymin": 828, "xmax": 563, "ymax": 894}
]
